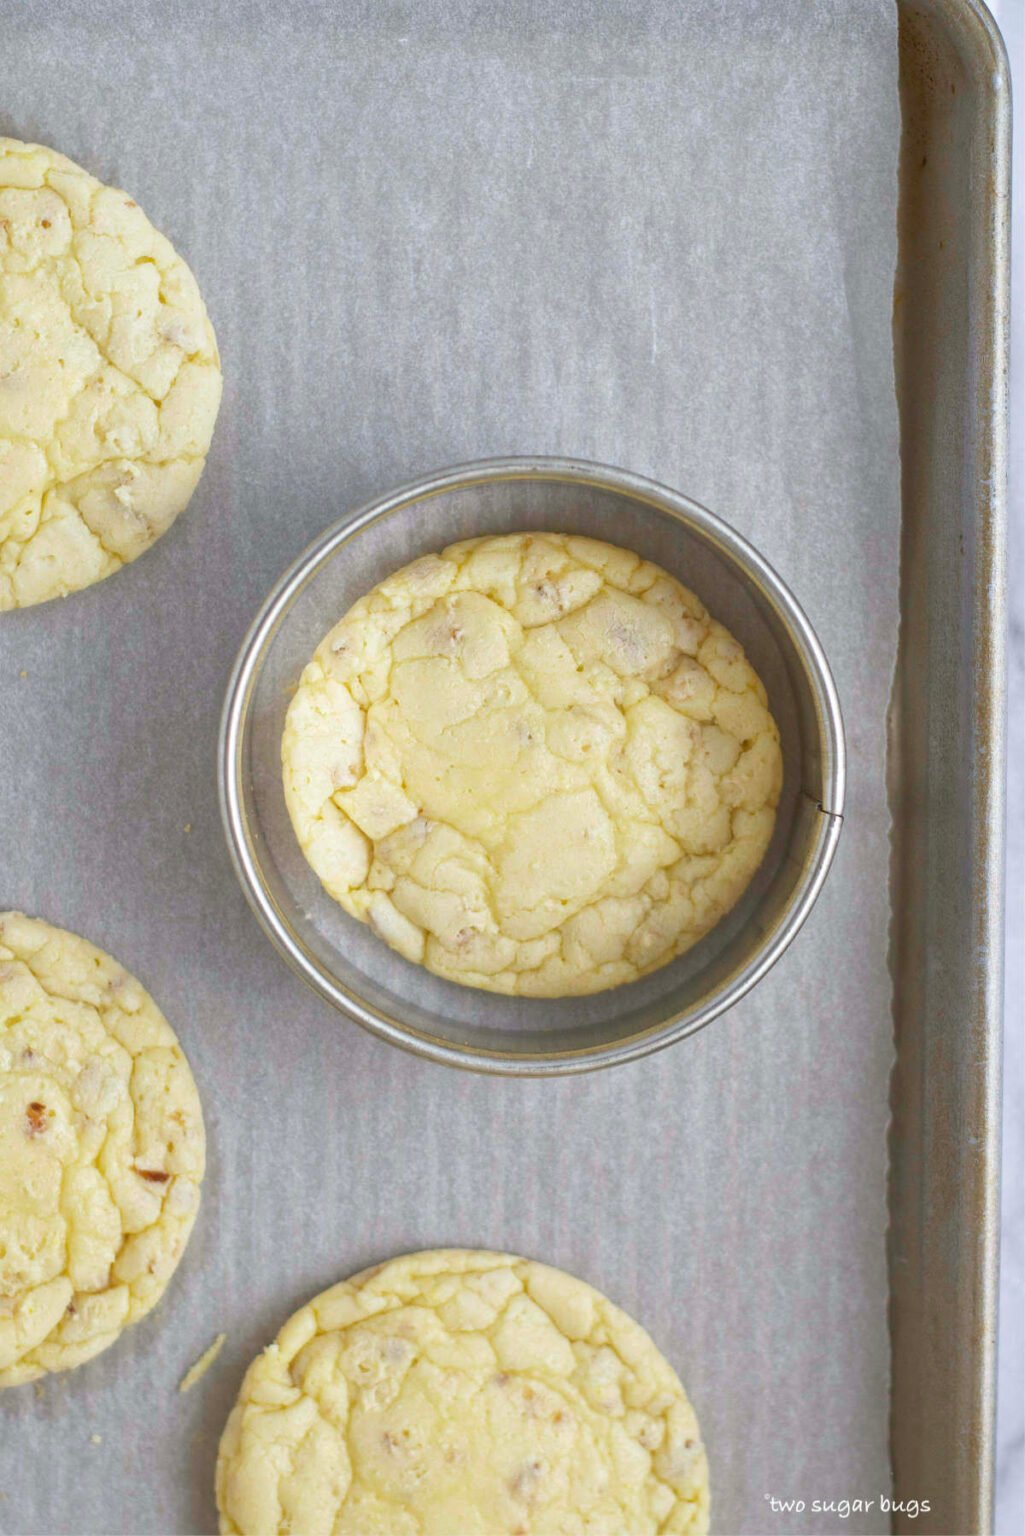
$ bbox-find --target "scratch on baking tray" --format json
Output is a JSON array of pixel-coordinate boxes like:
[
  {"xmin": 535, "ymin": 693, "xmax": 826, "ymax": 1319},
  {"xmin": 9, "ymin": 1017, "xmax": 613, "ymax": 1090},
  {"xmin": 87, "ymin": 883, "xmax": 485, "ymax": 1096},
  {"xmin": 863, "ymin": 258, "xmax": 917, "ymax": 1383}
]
[{"xmin": 649, "ymin": 285, "xmax": 659, "ymax": 363}]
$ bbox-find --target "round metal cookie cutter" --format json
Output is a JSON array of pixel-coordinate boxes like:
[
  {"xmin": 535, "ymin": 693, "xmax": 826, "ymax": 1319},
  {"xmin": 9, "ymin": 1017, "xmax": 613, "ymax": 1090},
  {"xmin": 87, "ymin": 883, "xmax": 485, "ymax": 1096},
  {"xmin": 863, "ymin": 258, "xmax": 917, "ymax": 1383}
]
[{"xmin": 220, "ymin": 458, "xmax": 845, "ymax": 1074}]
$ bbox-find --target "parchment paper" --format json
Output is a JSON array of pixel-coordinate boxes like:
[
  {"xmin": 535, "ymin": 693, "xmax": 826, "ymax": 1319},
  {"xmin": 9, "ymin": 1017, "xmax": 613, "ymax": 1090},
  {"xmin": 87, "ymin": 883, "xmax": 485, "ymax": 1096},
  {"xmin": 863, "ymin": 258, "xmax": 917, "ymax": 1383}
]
[{"xmin": 0, "ymin": 2, "xmax": 900, "ymax": 1532}]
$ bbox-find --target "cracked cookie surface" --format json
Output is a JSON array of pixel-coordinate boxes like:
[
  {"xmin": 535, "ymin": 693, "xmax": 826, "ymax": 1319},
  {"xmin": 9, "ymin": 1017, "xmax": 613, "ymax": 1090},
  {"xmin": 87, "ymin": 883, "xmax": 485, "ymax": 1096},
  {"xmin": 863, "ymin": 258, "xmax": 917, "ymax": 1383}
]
[
  {"xmin": 0, "ymin": 138, "xmax": 221, "ymax": 609},
  {"xmin": 283, "ymin": 532, "xmax": 782, "ymax": 997},
  {"xmin": 216, "ymin": 1249, "xmax": 709, "ymax": 1536},
  {"xmin": 0, "ymin": 912, "xmax": 205, "ymax": 1387}
]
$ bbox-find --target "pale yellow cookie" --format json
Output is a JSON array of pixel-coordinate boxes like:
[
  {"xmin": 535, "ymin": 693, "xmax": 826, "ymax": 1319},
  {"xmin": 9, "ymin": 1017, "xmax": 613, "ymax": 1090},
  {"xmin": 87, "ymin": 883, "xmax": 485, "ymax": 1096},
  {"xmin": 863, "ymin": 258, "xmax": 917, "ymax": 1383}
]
[
  {"xmin": 0, "ymin": 138, "xmax": 222, "ymax": 609},
  {"xmin": 0, "ymin": 912, "xmax": 205, "ymax": 1386},
  {"xmin": 216, "ymin": 1249, "xmax": 709, "ymax": 1536},
  {"xmin": 282, "ymin": 532, "xmax": 782, "ymax": 996}
]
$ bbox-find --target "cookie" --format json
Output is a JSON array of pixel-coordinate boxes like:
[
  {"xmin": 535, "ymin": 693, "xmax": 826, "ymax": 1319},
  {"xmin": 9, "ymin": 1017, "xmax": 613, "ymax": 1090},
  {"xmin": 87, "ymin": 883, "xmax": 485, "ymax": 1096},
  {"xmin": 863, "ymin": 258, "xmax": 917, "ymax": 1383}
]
[
  {"xmin": 0, "ymin": 912, "xmax": 205, "ymax": 1386},
  {"xmin": 0, "ymin": 138, "xmax": 222, "ymax": 609},
  {"xmin": 282, "ymin": 532, "xmax": 782, "ymax": 997},
  {"xmin": 216, "ymin": 1249, "xmax": 709, "ymax": 1535}
]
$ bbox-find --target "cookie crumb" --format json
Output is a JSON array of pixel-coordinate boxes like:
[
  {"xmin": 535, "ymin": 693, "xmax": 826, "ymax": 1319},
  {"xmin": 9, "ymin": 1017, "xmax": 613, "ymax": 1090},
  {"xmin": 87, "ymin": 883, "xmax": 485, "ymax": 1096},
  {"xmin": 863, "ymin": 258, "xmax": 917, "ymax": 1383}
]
[
  {"xmin": 90, "ymin": 1434, "xmax": 103, "ymax": 1445},
  {"xmin": 183, "ymin": 823, "xmax": 192, "ymax": 833},
  {"xmin": 179, "ymin": 1332, "xmax": 226, "ymax": 1393}
]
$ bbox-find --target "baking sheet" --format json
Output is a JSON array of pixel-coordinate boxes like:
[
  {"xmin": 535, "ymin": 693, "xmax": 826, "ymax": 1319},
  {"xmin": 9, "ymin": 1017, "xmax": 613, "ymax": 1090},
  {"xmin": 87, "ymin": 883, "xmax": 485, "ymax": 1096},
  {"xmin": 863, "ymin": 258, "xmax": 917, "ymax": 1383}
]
[
  {"xmin": 888, "ymin": 4, "xmax": 1010, "ymax": 1530},
  {"xmin": 0, "ymin": 2, "xmax": 901, "ymax": 1532}
]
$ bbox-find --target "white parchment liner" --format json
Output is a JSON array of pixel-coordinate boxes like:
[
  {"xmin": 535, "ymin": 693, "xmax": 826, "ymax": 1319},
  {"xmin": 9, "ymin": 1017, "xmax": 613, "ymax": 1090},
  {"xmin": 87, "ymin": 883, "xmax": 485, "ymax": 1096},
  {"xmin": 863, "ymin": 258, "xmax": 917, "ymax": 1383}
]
[{"xmin": 0, "ymin": 2, "xmax": 899, "ymax": 1531}]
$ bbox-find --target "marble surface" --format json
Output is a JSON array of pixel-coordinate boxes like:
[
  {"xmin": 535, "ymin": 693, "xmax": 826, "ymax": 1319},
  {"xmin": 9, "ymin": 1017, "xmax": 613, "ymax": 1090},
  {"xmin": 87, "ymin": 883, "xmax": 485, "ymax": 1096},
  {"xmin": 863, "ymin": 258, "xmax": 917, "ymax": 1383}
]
[{"xmin": 991, "ymin": 1, "xmax": 1024, "ymax": 1532}]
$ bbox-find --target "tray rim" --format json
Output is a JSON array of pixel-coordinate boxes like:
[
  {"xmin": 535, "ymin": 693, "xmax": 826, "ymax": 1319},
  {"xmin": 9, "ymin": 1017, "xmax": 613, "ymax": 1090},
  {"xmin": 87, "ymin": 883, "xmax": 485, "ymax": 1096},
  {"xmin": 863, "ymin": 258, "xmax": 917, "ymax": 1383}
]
[{"xmin": 890, "ymin": 1, "xmax": 1010, "ymax": 1531}]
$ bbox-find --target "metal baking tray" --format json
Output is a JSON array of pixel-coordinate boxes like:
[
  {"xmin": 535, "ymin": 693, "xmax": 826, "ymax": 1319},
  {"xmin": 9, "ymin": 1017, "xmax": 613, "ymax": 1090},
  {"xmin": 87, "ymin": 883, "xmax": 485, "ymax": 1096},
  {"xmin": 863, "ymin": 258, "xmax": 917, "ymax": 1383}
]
[
  {"xmin": 889, "ymin": 3, "xmax": 1009, "ymax": 1532},
  {"xmin": 0, "ymin": 2, "xmax": 1009, "ymax": 1534}
]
